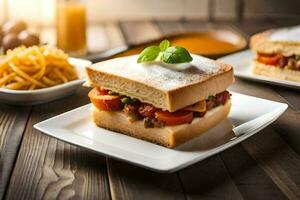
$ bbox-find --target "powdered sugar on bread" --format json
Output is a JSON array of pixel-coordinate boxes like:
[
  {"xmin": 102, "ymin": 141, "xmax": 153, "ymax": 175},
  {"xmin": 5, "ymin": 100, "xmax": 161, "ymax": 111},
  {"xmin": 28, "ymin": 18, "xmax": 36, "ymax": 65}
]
[
  {"xmin": 86, "ymin": 54, "xmax": 233, "ymax": 111},
  {"xmin": 269, "ymin": 25, "xmax": 300, "ymax": 42},
  {"xmin": 89, "ymin": 54, "xmax": 231, "ymax": 91},
  {"xmin": 251, "ymin": 26, "xmax": 300, "ymax": 56}
]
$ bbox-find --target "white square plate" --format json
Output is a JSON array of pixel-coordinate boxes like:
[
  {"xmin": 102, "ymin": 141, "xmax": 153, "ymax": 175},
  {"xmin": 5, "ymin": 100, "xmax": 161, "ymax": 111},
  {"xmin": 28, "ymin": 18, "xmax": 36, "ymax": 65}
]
[
  {"xmin": 0, "ymin": 58, "xmax": 92, "ymax": 105},
  {"xmin": 218, "ymin": 50, "xmax": 300, "ymax": 90},
  {"xmin": 34, "ymin": 92, "xmax": 287, "ymax": 173}
]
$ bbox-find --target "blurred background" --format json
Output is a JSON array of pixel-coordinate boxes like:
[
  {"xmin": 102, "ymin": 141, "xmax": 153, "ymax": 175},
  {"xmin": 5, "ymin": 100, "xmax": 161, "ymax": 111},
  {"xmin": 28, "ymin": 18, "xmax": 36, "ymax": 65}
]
[
  {"xmin": 1, "ymin": 0, "xmax": 300, "ymax": 57},
  {"xmin": 1, "ymin": 0, "xmax": 300, "ymax": 24}
]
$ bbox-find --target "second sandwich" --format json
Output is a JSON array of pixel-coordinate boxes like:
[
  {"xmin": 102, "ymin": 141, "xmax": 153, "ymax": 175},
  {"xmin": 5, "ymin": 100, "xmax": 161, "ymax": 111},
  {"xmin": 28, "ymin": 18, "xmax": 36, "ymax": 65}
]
[{"xmin": 251, "ymin": 25, "xmax": 300, "ymax": 82}]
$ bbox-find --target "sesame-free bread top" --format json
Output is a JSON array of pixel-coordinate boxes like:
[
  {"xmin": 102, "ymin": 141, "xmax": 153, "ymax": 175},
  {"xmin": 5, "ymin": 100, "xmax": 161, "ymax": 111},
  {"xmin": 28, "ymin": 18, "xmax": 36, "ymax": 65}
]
[
  {"xmin": 92, "ymin": 100, "xmax": 231, "ymax": 148},
  {"xmin": 251, "ymin": 25, "xmax": 300, "ymax": 56},
  {"xmin": 252, "ymin": 60, "xmax": 300, "ymax": 82},
  {"xmin": 86, "ymin": 54, "xmax": 234, "ymax": 112}
]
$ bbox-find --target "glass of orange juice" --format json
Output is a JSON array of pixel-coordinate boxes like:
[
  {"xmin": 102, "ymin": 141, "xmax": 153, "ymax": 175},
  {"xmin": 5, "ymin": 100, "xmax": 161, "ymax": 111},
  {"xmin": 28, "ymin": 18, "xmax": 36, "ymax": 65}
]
[{"xmin": 56, "ymin": 0, "xmax": 87, "ymax": 56}]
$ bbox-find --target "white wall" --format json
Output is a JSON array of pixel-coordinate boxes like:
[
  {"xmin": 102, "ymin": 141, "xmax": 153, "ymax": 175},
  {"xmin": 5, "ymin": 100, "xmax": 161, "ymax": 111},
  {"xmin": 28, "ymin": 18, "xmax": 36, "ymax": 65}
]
[
  {"xmin": 1, "ymin": 0, "xmax": 237, "ymax": 25},
  {"xmin": 0, "ymin": 0, "xmax": 53, "ymax": 24},
  {"xmin": 7, "ymin": 0, "xmax": 42, "ymax": 23},
  {"xmin": 0, "ymin": 0, "xmax": 6, "ymax": 23},
  {"xmin": 86, "ymin": 0, "xmax": 234, "ymax": 21},
  {"xmin": 2, "ymin": 0, "xmax": 300, "ymax": 25},
  {"xmin": 87, "ymin": 0, "xmax": 185, "ymax": 22}
]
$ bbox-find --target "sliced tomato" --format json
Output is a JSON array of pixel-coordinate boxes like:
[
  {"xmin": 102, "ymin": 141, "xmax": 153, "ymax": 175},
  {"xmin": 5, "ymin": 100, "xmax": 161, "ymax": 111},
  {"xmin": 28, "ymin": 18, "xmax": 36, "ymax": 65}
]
[
  {"xmin": 257, "ymin": 53, "xmax": 282, "ymax": 66},
  {"xmin": 88, "ymin": 88, "xmax": 123, "ymax": 111},
  {"xmin": 94, "ymin": 87, "xmax": 109, "ymax": 95},
  {"xmin": 155, "ymin": 110, "xmax": 193, "ymax": 126}
]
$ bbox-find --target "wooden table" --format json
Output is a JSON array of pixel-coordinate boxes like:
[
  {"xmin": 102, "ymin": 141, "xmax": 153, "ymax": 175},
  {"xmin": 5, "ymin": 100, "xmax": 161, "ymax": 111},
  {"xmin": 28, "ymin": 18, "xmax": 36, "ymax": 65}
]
[{"xmin": 1, "ymin": 19, "xmax": 300, "ymax": 200}]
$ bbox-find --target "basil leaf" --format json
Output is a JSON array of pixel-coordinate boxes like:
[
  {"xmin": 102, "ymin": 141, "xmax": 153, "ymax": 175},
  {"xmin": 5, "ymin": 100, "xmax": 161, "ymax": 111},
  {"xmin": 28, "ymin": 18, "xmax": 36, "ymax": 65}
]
[
  {"xmin": 160, "ymin": 46, "xmax": 193, "ymax": 64},
  {"xmin": 159, "ymin": 39, "xmax": 170, "ymax": 51},
  {"xmin": 207, "ymin": 95, "xmax": 214, "ymax": 101},
  {"xmin": 137, "ymin": 46, "xmax": 161, "ymax": 63},
  {"xmin": 121, "ymin": 96, "xmax": 137, "ymax": 104},
  {"xmin": 295, "ymin": 55, "xmax": 300, "ymax": 61}
]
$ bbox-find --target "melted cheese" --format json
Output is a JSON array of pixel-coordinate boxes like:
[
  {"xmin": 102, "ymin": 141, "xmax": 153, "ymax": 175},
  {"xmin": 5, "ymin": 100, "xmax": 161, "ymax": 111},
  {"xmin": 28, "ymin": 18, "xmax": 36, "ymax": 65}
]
[{"xmin": 184, "ymin": 100, "xmax": 206, "ymax": 112}]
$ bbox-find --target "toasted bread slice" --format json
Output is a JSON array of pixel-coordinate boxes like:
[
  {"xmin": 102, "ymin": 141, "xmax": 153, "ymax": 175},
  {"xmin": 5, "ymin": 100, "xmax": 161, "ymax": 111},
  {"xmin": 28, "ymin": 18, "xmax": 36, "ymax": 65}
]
[
  {"xmin": 92, "ymin": 100, "xmax": 231, "ymax": 148},
  {"xmin": 86, "ymin": 54, "xmax": 233, "ymax": 112},
  {"xmin": 251, "ymin": 26, "xmax": 300, "ymax": 56},
  {"xmin": 252, "ymin": 61, "xmax": 300, "ymax": 82}
]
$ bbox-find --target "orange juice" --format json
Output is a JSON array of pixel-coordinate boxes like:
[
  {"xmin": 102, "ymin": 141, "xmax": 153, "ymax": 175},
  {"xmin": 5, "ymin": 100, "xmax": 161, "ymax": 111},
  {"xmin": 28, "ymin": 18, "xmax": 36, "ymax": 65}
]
[{"xmin": 56, "ymin": 0, "xmax": 87, "ymax": 56}]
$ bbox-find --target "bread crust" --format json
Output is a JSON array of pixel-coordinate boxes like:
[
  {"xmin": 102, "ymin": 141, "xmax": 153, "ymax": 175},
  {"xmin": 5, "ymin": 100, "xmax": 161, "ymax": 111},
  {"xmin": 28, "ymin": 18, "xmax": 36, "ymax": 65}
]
[
  {"xmin": 92, "ymin": 100, "xmax": 231, "ymax": 148},
  {"xmin": 86, "ymin": 54, "xmax": 234, "ymax": 112},
  {"xmin": 251, "ymin": 28, "xmax": 300, "ymax": 56},
  {"xmin": 252, "ymin": 61, "xmax": 300, "ymax": 82}
]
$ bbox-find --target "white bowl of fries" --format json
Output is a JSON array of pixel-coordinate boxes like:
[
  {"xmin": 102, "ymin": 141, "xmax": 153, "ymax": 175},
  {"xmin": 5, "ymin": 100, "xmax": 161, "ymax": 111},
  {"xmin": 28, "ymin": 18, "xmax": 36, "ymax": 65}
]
[{"xmin": 0, "ymin": 46, "xmax": 92, "ymax": 105}]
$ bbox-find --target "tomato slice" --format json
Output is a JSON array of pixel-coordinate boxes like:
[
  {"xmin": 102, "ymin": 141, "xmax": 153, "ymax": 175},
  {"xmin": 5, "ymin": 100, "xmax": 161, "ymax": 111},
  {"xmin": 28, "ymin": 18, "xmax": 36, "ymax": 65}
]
[
  {"xmin": 155, "ymin": 110, "xmax": 193, "ymax": 126},
  {"xmin": 88, "ymin": 88, "xmax": 123, "ymax": 111},
  {"xmin": 95, "ymin": 87, "xmax": 109, "ymax": 95},
  {"xmin": 257, "ymin": 54, "xmax": 282, "ymax": 66}
]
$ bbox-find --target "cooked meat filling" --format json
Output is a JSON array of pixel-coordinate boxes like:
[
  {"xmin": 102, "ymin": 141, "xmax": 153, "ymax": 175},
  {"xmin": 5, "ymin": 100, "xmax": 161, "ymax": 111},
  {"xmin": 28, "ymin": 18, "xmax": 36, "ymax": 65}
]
[
  {"xmin": 256, "ymin": 53, "xmax": 300, "ymax": 71},
  {"xmin": 144, "ymin": 117, "xmax": 165, "ymax": 128},
  {"xmin": 122, "ymin": 91, "xmax": 231, "ymax": 128},
  {"xmin": 89, "ymin": 87, "xmax": 231, "ymax": 128},
  {"xmin": 123, "ymin": 103, "xmax": 142, "ymax": 122}
]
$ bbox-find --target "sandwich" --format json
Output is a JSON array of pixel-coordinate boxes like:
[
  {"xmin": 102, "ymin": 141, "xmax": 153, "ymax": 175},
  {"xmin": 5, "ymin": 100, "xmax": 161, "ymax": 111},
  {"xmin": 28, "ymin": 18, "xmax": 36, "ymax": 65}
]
[
  {"xmin": 85, "ymin": 40, "xmax": 234, "ymax": 148},
  {"xmin": 250, "ymin": 25, "xmax": 300, "ymax": 82}
]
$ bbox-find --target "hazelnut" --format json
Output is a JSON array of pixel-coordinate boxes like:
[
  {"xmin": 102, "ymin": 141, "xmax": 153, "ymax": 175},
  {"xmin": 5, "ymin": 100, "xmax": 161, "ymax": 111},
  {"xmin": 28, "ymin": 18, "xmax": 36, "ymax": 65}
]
[
  {"xmin": 2, "ymin": 20, "xmax": 27, "ymax": 34},
  {"xmin": 18, "ymin": 30, "xmax": 40, "ymax": 47},
  {"xmin": 2, "ymin": 33, "xmax": 22, "ymax": 52}
]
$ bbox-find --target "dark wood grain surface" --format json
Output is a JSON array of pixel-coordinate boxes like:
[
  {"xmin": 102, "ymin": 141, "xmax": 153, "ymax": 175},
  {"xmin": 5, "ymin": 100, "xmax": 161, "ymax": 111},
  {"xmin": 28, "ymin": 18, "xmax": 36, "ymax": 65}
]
[
  {"xmin": 0, "ymin": 19, "xmax": 299, "ymax": 200},
  {"xmin": 0, "ymin": 104, "xmax": 31, "ymax": 200},
  {"xmin": 5, "ymin": 88, "xmax": 111, "ymax": 200}
]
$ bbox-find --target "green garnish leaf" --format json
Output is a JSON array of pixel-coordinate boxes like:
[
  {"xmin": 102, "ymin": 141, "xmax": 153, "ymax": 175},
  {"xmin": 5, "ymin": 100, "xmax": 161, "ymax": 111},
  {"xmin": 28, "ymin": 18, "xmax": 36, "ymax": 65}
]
[
  {"xmin": 295, "ymin": 55, "xmax": 300, "ymax": 61},
  {"xmin": 207, "ymin": 95, "xmax": 214, "ymax": 101},
  {"xmin": 159, "ymin": 39, "xmax": 170, "ymax": 51},
  {"xmin": 137, "ymin": 39, "xmax": 193, "ymax": 64},
  {"xmin": 137, "ymin": 46, "xmax": 161, "ymax": 63},
  {"xmin": 160, "ymin": 46, "xmax": 193, "ymax": 64},
  {"xmin": 121, "ymin": 96, "xmax": 137, "ymax": 104}
]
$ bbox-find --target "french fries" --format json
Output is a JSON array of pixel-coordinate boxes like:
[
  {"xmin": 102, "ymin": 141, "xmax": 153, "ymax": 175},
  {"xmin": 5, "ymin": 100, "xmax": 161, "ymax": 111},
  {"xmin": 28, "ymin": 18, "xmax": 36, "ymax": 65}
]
[{"xmin": 0, "ymin": 45, "xmax": 78, "ymax": 90}]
